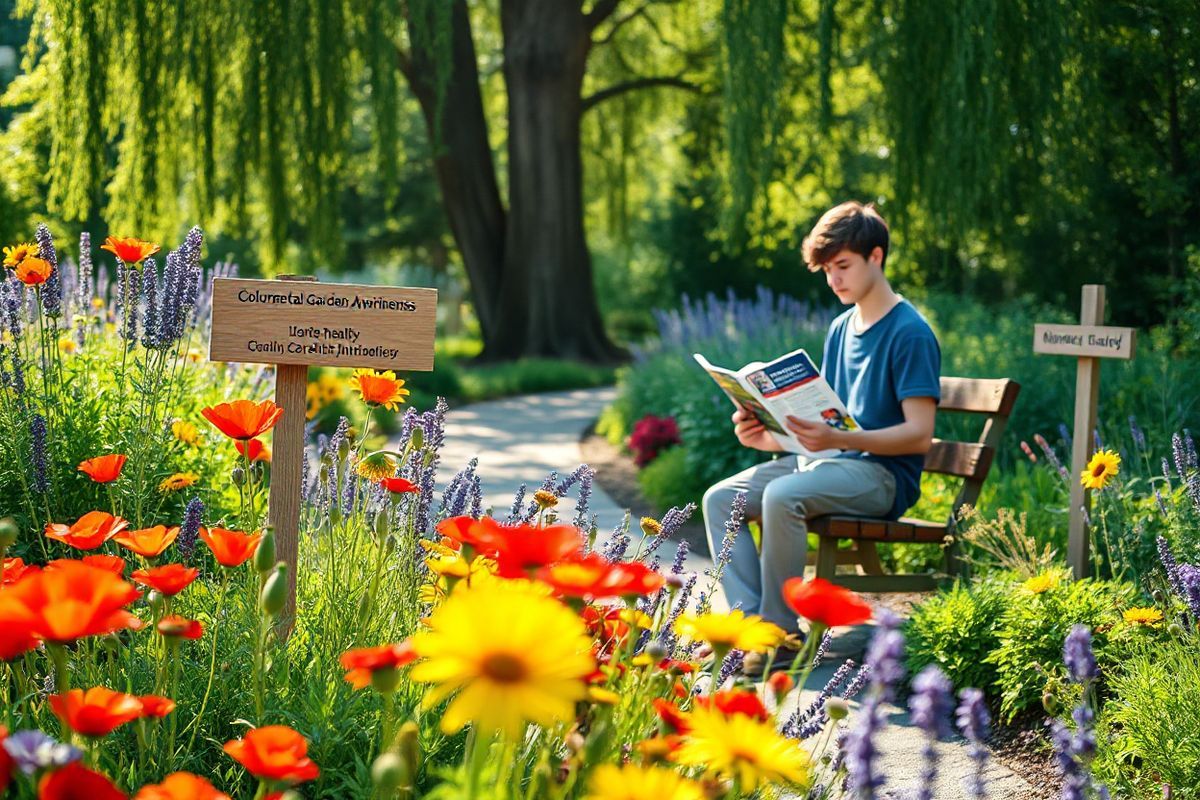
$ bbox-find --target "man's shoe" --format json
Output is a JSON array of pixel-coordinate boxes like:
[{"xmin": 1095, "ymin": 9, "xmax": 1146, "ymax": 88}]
[{"xmin": 742, "ymin": 634, "xmax": 807, "ymax": 680}]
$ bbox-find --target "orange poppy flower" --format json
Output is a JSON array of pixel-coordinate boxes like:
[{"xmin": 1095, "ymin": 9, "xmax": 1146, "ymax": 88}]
[
  {"xmin": 781, "ymin": 577, "xmax": 873, "ymax": 628},
  {"xmin": 235, "ymin": 438, "xmax": 271, "ymax": 462},
  {"xmin": 50, "ymin": 686, "xmax": 145, "ymax": 737},
  {"xmin": 199, "ymin": 528, "xmax": 262, "ymax": 568},
  {"xmin": 113, "ymin": 525, "xmax": 178, "ymax": 558},
  {"xmin": 693, "ymin": 689, "xmax": 770, "ymax": 722},
  {"xmin": 132, "ymin": 564, "xmax": 199, "ymax": 596},
  {"xmin": 3, "ymin": 560, "xmax": 141, "ymax": 643},
  {"xmin": 80, "ymin": 555, "xmax": 127, "ymax": 574},
  {"xmin": 14, "ymin": 256, "xmax": 52, "ymax": 286},
  {"xmin": 100, "ymin": 236, "xmax": 160, "ymax": 264},
  {"xmin": 39, "ymin": 762, "xmax": 127, "ymax": 800},
  {"xmin": 0, "ymin": 597, "xmax": 38, "ymax": 661},
  {"xmin": 379, "ymin": 476, "xmax": 419, "ymax": 494},
  {"xmin": 201, "ymin": 400, "xmax": 284, "ymax": 441},
  {"xmin": 339, "ymin": 641, "xmax": 418, "ymax": 689},
  {"xmin": 134, "ymin": 772, "xmax": 230, "ymax": 800},
  {"xmin": 223, "ymin": 725, "xmax": 320, "ymax": 784},
  {"xmin": 652, "ymin": 698, "xmax": 691, "ymax": 734},
  {"xmin": 2, "ymin": 556, "xmax": 38, "ymax": 585},
  {"xmin": 349, "ymin": 369, "xmax": 409, "ymax": 410},
  {"xmin": 77, "ymin": 454, "xmax": 128, "ymax": 483},
  {"xmin": 45, "ymin": 511, "xmax": 129, "ymax": 550},
  {"xmin": 434, "ymin": 516, "xmax": 495, "ymax": 551},
  {"xmin": 137, "ymin": 695, "xmax": 177, "ymax": 718},
  {"xmin": 468, "ymin": 518, "xmax": 584, "ymax": 578},
  {"xmin": 537, "ymin": 553, "xmax": 666, "ymax": 599},
  {"xmin": 156, "ymin": 616, "xmax": 203, "ymax": 640}
]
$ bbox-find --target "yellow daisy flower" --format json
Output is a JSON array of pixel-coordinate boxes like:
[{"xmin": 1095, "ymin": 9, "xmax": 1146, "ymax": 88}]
[
  {"xmin": 350, "ymin": 369, "xmax": 410, "ymax": 411},
  {"xmin": 172, "ymin": 420, "xmax": 200, "ymax": 446},
  {"xmin": 1022, "ymin": 573, "xmax": 1059, "ymax": 594},
  {"xmin": 91, "ymin": 297, "xmax": 106, "ymax": 310},
  {"xmin": 674, "ymin": 610, "xmax": 786, "ymax": 654},
  {"xmin": 1081, "ymin": 449, "xmax": 1120, "ymax": 490},
  {"xmin": 57, "ymin": 336, "xmax": 78, "ymax": 354},
  {"xmin": 186, "ymin": 347, "xmax": 204, "ymax": 363},
  {"xmin": 583, "ymin": 764, "xmax": 704, "ymax": 800},
  {"xmin": 2, "ymin": 242, "xmax": 38, "ymax": 268},
  {"xmin": 425, "ymin": 553, "xmax": 470, "ymax": 579},
  {"xmin": 355, "ymin": 452, "xmax": 398, "ymax": 481},
  {"xmin": 674, "ymin": 706, "xmax": 811, "ymax": 791},
  {"xmin": 1123, "ymin": 606, "xmax": 1163, "ymax": 626},
  {"xmin": 410, "ymin": 581, "xmax": 594, "ymax": 738},
  {"xmin": 158, "ymin": 472, "xmax": 199, "ymax": 492}
]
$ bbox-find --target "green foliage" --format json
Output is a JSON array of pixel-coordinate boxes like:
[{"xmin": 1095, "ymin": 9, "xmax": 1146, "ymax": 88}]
[
  {"xmin": 986, "ymin": 574, "xmax": 1132, "ymax": 721},
  {"xmin": 904, "ymin": 576, "xmax": 1013, "ymax": 693},
  {"xmin": 1094, "ymin": 635, "xmax": 1200, "ymax": 799},
  {"xmin": 637, "ymin": 446, "xmax": 709, "ymax": 513}
]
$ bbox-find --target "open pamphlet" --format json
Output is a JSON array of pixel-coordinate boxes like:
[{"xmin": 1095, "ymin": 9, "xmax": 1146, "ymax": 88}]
[{"xmin": 693, "ymin": 348, "xmax": 859, "ymax": 458}]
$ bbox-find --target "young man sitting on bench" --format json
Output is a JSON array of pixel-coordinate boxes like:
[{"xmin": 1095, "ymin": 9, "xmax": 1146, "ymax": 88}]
[{"xmin": 702, "ymin": 201, "xmax": 941, "ymax": 670}]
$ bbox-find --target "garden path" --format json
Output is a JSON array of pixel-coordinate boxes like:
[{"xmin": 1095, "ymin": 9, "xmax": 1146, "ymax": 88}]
[{"xmin": 426, "ymin": 387, "xmax": 1042, "ymax": 800}]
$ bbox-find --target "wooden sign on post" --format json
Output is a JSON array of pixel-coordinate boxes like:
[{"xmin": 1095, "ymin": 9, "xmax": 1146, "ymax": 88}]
[
  {"xmin": 1032, "ymin": 285, "xmax": 1136, "ymax": 579},
  {"xmin": 209, "ymin": 276, "xmax": 437, "ymax": 628}
]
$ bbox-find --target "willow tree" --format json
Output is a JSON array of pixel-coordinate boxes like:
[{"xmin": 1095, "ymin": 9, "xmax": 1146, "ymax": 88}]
[{"xmin": 12, "ymin": 0, "xmax": 714, "ymax": 362}]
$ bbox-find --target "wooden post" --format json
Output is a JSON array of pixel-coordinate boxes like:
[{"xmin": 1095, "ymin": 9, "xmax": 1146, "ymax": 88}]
[{"xmin": 1066, "ymin": 286, "xmax": 1104, "ymax": 579}]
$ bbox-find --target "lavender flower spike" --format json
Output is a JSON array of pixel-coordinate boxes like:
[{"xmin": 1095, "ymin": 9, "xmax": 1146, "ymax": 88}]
[
  {"xmin": 909, "ymin": 665, "xmax": 954, "ymax": 800},
  {"xmin": 1063, "ymin": 625, "xmax": 1098, "ymax": 685},
  {"xmin": 30, "ymin": 414, "xmax": 49, "ymax": 493},
  {"xmin": 956, "ymin": 688, "xmax": 991, "ymax": 799},
  {"xmin": 177, "ymin": 496, "xmax": 204, "ymax": 560}
]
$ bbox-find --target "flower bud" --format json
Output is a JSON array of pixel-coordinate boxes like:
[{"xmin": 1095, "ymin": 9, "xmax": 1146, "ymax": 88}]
[
  {"xmin": 0, "ymin": 517, "xmax": 18, "ymax": 548},
  {"xmin": 409, "ymin": 426, "xmax": 424, "ymax": 450},
  {"xmin": 250, "ymin": 461, "xmax": 266, "ymax": 481},
  {"xmin": 1168, "ymin": 622, "xmax": 1186, "ymax": 638},
  {"xmin": 254, "ymin": 528, "xmax": 276, "ymax": 574},
  {"xmin": 1151, "ymin": 589, "xmax": 1167, "ymax": 607},
  {"xmin": 231, "ymin": 466, "xmax": 246, "ymax": 487},
  {"xmin": 260, "ymin": 563, "xmax": 289, "ymax": 617},
  {"xmin": 372, "ymin": 752, "xmax": 408, "ymax": 793},
  {"xmin": 374, "ymin": 511, "xmax": 390, "ymax": 541},
  {"xmin": 395, "ymin": 720, "xmax": 421, "ymax": 781},
  {"xmin": 1042, "ymin": 689, "xmax": 1061, "ymax": 717},
  {"xmin": 644, "ymin": 640, "xmax": 669, "ymax": 662},
  {"xmin": 337, "ymin": 435, "xmax": 351, "ymax": 463},
  {"xmin": 146, "ymin": 591, "xmax": 165, "ymax": 616},
  {"xmin": 825, "ymin": 698, "xmax": 850, "ymax": 721}
]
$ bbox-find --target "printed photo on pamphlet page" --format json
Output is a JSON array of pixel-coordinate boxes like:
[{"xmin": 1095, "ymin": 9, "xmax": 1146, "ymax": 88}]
[{"xmin": 693, "ymin": 348, "xmax": 859, "ymax": 459}]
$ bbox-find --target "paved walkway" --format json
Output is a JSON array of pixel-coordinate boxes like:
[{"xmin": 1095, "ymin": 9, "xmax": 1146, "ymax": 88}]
[{"xmin": 428, "ymin": 387, "xmax": 1040, "ymax": 799}]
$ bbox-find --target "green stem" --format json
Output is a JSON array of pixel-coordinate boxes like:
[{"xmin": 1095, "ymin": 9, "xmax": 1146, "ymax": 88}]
[{"xmin": 184, "ymin": 572, "xmax": 230, "ymax": 752}]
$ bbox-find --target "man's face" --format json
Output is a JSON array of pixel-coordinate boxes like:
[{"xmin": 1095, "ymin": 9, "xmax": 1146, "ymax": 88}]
[{"xmin": 819, "ymin": 247, "xmax": 883, "ymax": 305}]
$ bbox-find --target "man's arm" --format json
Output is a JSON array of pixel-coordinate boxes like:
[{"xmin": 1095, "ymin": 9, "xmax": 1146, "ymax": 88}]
[{"xmin": 786, "ymin": 396, "xmax": 937, "ymax": 456}]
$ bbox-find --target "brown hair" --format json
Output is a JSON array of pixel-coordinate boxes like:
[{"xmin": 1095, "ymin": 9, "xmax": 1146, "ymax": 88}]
[{"xmin": 802, "ymin": 201, "xmax": 889, "ymax": 271}]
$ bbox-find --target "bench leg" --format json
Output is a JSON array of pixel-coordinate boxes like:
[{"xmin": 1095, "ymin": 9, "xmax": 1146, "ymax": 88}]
[
  {"xmin": 855, "ymin": 541, "xmax": 885, "ymax": 575},
  {"xmin": 815, "ymin": 537, "xmax": 838, "ymax": 580}
]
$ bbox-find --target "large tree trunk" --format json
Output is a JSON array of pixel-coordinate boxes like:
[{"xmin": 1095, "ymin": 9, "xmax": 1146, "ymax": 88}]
[
  {"xmin": 484, "ymin": 0, "xmax": 626, "ymax": 362},
  {"xmin": 402, "ymin": 0, "xmax": 506, "ymax": 346}
]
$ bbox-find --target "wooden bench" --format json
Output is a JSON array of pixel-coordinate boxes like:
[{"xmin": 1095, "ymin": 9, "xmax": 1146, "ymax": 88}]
[{"xmin": 806, "ymin": 376, "xmax": 1021, "ymax": 593}]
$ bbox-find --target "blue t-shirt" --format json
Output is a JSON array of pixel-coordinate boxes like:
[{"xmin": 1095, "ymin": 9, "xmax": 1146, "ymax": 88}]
[{"xmin": 821, "ymin": 299, "xmax": 941, "ymax": 519}]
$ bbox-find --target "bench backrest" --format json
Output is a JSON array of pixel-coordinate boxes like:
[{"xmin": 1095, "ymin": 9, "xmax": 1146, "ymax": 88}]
[{"xmin": 924, "ymin": 377, "xmax": 1021, "ymax": 515}]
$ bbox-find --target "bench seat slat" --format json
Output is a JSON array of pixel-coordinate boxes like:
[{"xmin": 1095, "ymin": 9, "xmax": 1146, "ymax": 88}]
[{"xmin": 811, "ymin": 515, "xmax": 948, "ymax": 544}]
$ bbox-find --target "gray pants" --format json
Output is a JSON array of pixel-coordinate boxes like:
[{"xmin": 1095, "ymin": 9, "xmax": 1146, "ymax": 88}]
[{"xmin": 703, "ymin": 455, "xmax": 896, "ymax": 634}]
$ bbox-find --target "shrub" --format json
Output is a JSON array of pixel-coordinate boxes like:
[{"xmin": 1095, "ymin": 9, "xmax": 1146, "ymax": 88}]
[
  {"xmin": 628, "ymin": 414, "xmax": 681, "ymax": 467},
  {"xmin": 904, "ymin": 576, "xmax": 1014, "ymax": 692},
  {"xmin": 986, "ymin": 573, "xmax": 1133, "ymax": 721},
  {"xmin": 637, "ymin": 445, "xmax": 710, "ymax": 513}
]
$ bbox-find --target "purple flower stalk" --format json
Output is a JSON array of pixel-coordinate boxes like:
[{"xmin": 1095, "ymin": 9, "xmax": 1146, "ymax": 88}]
[
  {"xmin": 573, "ymin": 467, "xmax": 594, "ymax": 528},
  {"xmin": 784, "ymin": 658, "xmax": 856, "ymax": 739},
  {"xmin": 141, "ymin": 258, "xmax": 161, "ymax": 349},
  {"xmin": 177, "ymin": 496, "xmax": 204, "ymax": 560},
  {"xmin": 716, "ymin": 649, "xmax": 744, "ymax": 686},
  {"xmin": 670, "ymin": 540, "xmax": 690, "ymax": 574},
  {"xmin": 1063, "ymin": 625, "xmax": 1097, "ymax": 684},
  {"xmin": 1128, "ymin": 415, "xmax": 1146, "ymax": 451},
  {"xmin": 909, "ymin": 666, "xmax": 954, "ymax": 800},
  {"xmin": 812, "ymin": 629, "xmax": 833, "ymax": 669},
  {"xmin": 35, "ymin": 223, "xmax": 62, "ymax": 317},
  {"xmin": 716, "ymin": 491, "xmax": 747, "ymax": 569},
  {"xmin": 956, "ymin": 688, "xmax": 990, "ymax": 799},
  {"xmin": 506, "ymin": 483, "xmax": 527, "ymax": 524},
  {"xmin": 30, "ymin": 414, "xmax": 48, "ymax": 493},
  {"xmin": 641, "ymin": 502, "xmax": 697, "ymax": 559},
  {"xmin": 845, "ymin": 612, "xmax": 905, "ymax": 798}
]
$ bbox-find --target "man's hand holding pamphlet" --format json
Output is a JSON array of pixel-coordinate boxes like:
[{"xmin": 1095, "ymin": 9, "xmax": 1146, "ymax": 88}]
[{"xmin": 693, "ymin": 348, "xmax": 859, "ymax": 459}]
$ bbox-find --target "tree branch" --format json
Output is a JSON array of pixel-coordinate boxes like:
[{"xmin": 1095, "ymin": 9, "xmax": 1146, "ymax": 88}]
[
  {"xmin": 594, "ymin": 3, "xmax": 648, "ymax": 44},
  {"xmin": 581, "ymin": 75, "xmax": 702, "ymax": 112},
  {"xmin": 584, "ymin": 0, "xmax": 623, "ymax": 31}
]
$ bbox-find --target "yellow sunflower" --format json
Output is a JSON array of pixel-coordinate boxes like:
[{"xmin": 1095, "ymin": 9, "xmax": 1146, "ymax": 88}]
[
  {"xmin": 1022, "ymin": 572, "xmax": 1059, "ymax": 594},
  {"xmin": 1080, "ymin": 449, "xmax": 1120, "ymax": 490},
  {"xmin": 349, "ymin": 369, "xmax": 409, "ymax": 411},
  {"xmin": 583, "ymin": 764, "xmax": 704, "ymax": 800},
  {"xmin": 674, "ymin": 610, "xmax": 786, "ymax": 654},
  {"xmin": 158, "ymin": 472, "xmax": 199, "ymax": 492},
  {"xmin": 1123, "ymin": 606, "xmax": 1163, "ymax": 626},
  {"xmin": 2, "ymin": 242, "xmax": 37, "ymax": 268},
  {"xmin": 172, "ymin": 420, "xmax": 200, "ymax": 446},
  {"xmin": 410, "ymin": 581, "xmax": 594, "ymax": 737},
  {"xmin": 673, "ymin": 706, "xmax": 811, "ymax": 791}
]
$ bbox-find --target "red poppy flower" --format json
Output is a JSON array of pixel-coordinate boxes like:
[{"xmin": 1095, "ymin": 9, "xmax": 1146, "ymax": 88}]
[
  {"xmin": 434, "ymin": 516, "xmax": 494, "ymax": 551},
  {"xmin": 39, "ymin": 762, "xmax": 128, "ymax": 799},
  {"xmin": 14, "ymin": 256, "xmax": 52, "ymax": 286},
  {"xmin": 45, "ymin": 511, "xmax": 130, "ymax": 550},
  {"xmin": 80, "ymin": 555, "xmax": 127, "ymax": 574},
  {"xmin": 652, "ymin": 698, "xmax": 691, "ymax": 734},
  {"xmin": 581, "ymin": 604, "xmax": 633, "ymax": 649},
  {"xmin": 223, "ymin": 725, "xmax": 320, "ymax": 784},
  {"xmin": 379, "ymin": 477, "xmax": 419, "ymax": 494},
  {"xmin": 201, "ymin": 400, "xmax": 284, "ymax": 441},
  {"xmin": 133, "ymin": 772, "xmax": 230, "ymax": 800},
  {"xmin": 234, "ymin": 438, "xmax": 271, "ymax": 462},
  {"xmin": 767, "ymin": 670, "xmax": 795, "ymax": 699},
  {"xmin": 199, "ymin": 528, "xmax": 262, "ymax": 568},
  {"xmin": 4, "ymin": 560, "xmax": 141, "ymax": 643},
  {"xmin": 339, "ymin": 641, "xmax": 417, "ymax": 689},
  {"xmin": 100, "ymin": 236, "xmax": 160, "ymax": 264},
  {"xmin": 132, "ymin": 564, "xmax": 199, "ymax": 596},
  {"xmin": 467, "ymin": 518, "xmax": 584, "ymax": 578},
  {"xmin": 694, "ymin": 689, "xmax": 770, "ymax": 722},
  {"xmin": 657, "ymin": 659, "xmax": 696, "ymax": 675},
  {"xmin": 50, "ymin": 686, "xmax": 145, "ymax": 737},
  {"xmin": 781, "ymin": 577, "xmax": 873, "ymax": 628},
  {"xmin": 0, "ymin": 596, "xmax": 38, "ymax": 660},
  {"xmin": 156, "ymin": 616, "xmax": 204, "ymax": 640},
  {"xmin": 2, "ymin": 556, "xmax": 38, "ymax": 585},
  {"xmin": 77, "ymin": 454, "xmax": 128, "ymax": 483},
  {"xmin": 113, "ymin": 525, "xmax": 178, "ymax": 558},
  {"xmin": 537, "ymin": 553, "xmax": 666, "ymax": 599},
  {"xmin": 137, "ymin": 695, "xmax": 177, "ymax": 718},
  {"xmin": 0, "ymin": 726, "xmax": 13, "ymax": 795}
]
